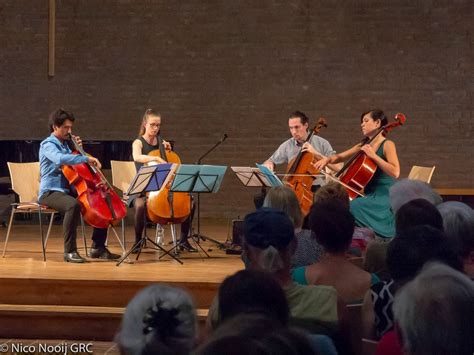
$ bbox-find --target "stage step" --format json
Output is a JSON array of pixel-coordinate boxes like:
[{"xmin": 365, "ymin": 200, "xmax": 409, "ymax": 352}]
[
  {"xmin": 0, "ymin": 277, "xmax": 218, "ymax": 309},
  {"xmin": 0, "ymin": 304, "xmax": 208, "ymax": 341}
]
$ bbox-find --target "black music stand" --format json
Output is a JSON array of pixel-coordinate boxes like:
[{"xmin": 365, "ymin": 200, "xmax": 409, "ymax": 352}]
[
  {"xmin": 116, "ymin": 164, "xmax": 183, "ymax": 266},
  {"xmin": 162, "ymin": 164, "xmax": 227, "ymax": 257}
]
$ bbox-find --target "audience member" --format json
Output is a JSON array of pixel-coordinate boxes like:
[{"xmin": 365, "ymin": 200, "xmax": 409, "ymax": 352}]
[
  {"xmin": 218, "ymin": 269, "xmax": 289, "ymax": 326},
  {"xmin": 361, "ymin": 225, "xmax": 462, "ymax": 340},
  {"xmin": 209, "ymin": 208, "xmax": 339, "ymax": 335},
  {"xmin": 292, "ymin": 201, "xmax": 380, "ymax": 303},
  {"xmin": 392, "ymin": 262, "xmax": 474, "ymax": 355},
  {"xmin": 438, "ymin": 201, "xmax": 474, "ymax": 278},
  {"xmin": 263, "ymin": 185, "xmax": 323, "ymax": 269},
  {"xmin": 364, "ymin": 179, "xmax": 442, "ymax": 274},
  {"xmin": 116, "ymin": 284, "xmax": 197, "ymax": 355}
]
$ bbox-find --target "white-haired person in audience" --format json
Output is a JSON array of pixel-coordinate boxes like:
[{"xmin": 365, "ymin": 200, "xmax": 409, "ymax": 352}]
[
  {"xmin": 361, "ymin": 224, "xmax": 462, "ymax": 340},
  {"xmin": 262, "ymin": 185, "xmax": 324, "ymax": 269},
  {"xmin": 438, "ymin": 201, "xmax": 474, "ymax": 279},
  {"xmin": 375, "ymin": 262, "xmax": 474, "ymax": 355},
  {"xmin": 116, "ymin": 284, "xmax": 197, "ymax": 355},
  {"xmin": 208, "ymin": 208, "xmax": 340, "ymax": 336}
]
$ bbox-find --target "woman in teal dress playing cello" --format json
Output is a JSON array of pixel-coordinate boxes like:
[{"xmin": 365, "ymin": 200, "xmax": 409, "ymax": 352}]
[{"xmin": 314, "ymin": 110, "xmax": 401, "ymax": 238}]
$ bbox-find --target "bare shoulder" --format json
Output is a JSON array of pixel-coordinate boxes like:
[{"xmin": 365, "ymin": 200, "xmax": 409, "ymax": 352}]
[{"xmin": 132, "ymin": 138, "xmax": 143, "ymax": 148}]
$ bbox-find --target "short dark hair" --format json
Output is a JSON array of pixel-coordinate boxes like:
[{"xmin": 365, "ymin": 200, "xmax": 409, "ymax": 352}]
[
  {"xmin": 289, "ymin": 111, "xmax": 309, "ymax": 125},
  {"xmin": 48, "ymin": 108, "xmax": 75, "ymax": 132},
  {"xmin": 218, "ymin": 270, "xmax": 289, "ymax": 326},
  {"xmin": 387, "ymin": 225, "xmax": 463, "ymax": 281},
  {"xmin": 309, "ymin": 200, "xmax": 355, "ymax": 253},
  {"xmin": 395, "ymin": 198, "xmax": 443, "ymax": 235}
]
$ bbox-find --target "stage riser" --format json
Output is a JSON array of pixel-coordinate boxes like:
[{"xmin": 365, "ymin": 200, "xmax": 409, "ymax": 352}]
[
  {"xmin": 0, "ymin": 310, "xmax": 207, "ymax": 341},
  {"xmin": 0, "ymin": 279, "xmax": 218, "ymax": 309}
]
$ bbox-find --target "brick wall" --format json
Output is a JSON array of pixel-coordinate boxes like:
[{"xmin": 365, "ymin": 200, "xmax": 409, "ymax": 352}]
[{"xmin": 0, "ymin": 0, "xmax": 472, "ymax": 218}]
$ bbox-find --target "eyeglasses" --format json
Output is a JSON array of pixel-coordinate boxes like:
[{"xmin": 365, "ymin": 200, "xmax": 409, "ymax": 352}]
[{"xmin": 148, "ymin": 123, "xmax": 161, "ymax": 128}]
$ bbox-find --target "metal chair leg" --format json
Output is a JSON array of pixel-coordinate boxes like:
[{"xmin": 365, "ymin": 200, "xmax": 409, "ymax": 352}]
[
  {"xmin": 80, "ymin": 216, "xmax": 88, "ymax": 256},
  {"xmin": 38, "ymin": 208, "xmax": 46, "ymax": 261},
  {"xmin": 109, "ymin": 225, "xmax": 125, "ymax": 252},
  {"xmin": 44, "ymin": 212, "xmax": 55, "ymax": 248},
  {"xmin": 121, "ymin": 218, "xmax": 126, "ymax": 250},
  {"xmin": 2, "ymin": 208, "xmax": 16, "ymax": 257}
]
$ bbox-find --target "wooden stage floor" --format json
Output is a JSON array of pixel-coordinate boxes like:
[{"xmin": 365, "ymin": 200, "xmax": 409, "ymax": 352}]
[
  {"xmin": 0, "ymin": 220, "xmax": 243, "ymax": 342},
  {"xmin": 0, "ymin": 220, "xmax": 242, "ymax": 284}
]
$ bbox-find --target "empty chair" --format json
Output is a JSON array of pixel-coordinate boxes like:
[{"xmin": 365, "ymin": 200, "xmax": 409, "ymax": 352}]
[{"xmin": 407, "ymin": 165, "xmax": 435, "ymax": 184}]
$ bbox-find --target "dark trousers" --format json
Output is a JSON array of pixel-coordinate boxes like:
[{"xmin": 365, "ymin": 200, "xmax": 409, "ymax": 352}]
[
  {"xmin": 39, "ymin": 191, "xmax": 107, "ymax": 253},
  {"xmin": 134, "ymin": 195, "xmax": 195, "ymax": 243}
]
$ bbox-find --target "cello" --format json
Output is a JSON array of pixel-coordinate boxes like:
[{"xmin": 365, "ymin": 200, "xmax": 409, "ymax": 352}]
[
  {"xmin": 145, "ymin": 135, "xmax": 191, "ymax": 225},
  {"xmin": 62, "ymin": 135, "xmax": 127, "ymax": 228},
  {"xmin": 283, "ymin": 117, "xmax": 328, "ymax": 216},
  {"xmin": 334, "ymin": 113, "xmax": 406, "ymax": 200}
]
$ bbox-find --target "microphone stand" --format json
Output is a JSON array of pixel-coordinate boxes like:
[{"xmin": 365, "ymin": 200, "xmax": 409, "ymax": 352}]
[{"xmin": 191, "ymin": 134, "xmax": 228, "ymax": 249}]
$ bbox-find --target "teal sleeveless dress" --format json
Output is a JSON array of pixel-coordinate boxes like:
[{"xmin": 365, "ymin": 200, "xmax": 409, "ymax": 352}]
[{"xmin": 350, "ymin": 140, "xmax": 395, "ymax": 238}]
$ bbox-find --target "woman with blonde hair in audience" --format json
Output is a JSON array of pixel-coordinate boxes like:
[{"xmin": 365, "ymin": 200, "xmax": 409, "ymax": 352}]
[{"xmin": 263, "ymin": 185, "xmax": 323, "ymax": 269}]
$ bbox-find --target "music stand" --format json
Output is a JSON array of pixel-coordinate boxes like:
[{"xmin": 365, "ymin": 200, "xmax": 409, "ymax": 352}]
[
  {"xmin": 167, "ymin": 164, "xmax": 227, "ymax": 254},
  {"xmin": 231, "ymin": 166, "xmax": 282, "ymax": 188},
  {"xmin": 116, "ymin": 164, "xmax": 184, "ymax": 266}
]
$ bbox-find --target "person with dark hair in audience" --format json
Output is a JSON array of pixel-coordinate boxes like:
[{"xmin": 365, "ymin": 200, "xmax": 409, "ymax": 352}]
[
  {"xmin": 365, "ymin": 197, "xmax": 444, "ymax": 277},
  {"xmin": 377, "ymin": 262, "xmax": 474, "ymax": 355},
  {"xmin": 262, "ymin": 185, "xmax": 324, "ymax": 269},
  {"xmin": 217, "ymin": 269, "xmax": 290, "ymax": 326},
  {"xmin": 116, "ymin": 284, "xmax": 197, "ymax": 355},
  {"xmin": 292, "ymin": 201, "xmax": 380, "ymax": 303},
  {"xmin": 361, "ymin": 225, "xmax": 463, "ymax": 340},
  {"xmin": 39, "ymin": 108, "xmax": 120, "ymax": 263},
  {"xmin": 438, "ymin": 201, "xmax": 474, "ymax": 279},
  {"xmin": 208, "ymin": 208, "xmax": 339, "ymax": 336},
  {"xmin": 197, "ymin": 313, "xmax": 322, "ymax": 355}
]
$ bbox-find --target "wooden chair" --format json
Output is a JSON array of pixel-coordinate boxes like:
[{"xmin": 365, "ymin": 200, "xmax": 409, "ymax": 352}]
[
  {"xmin": 2, "ymin": 162, "xmax": 84, "ymax": 261},
  {"xmin": 408, "ymin": 165, "xmax": 436, "ymax": 184}
]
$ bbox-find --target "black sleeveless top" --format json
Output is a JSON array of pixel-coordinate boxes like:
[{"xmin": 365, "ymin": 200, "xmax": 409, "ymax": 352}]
[{"xmin": 135, "ymin": 136, "xmax": 160, "ymax": 171}]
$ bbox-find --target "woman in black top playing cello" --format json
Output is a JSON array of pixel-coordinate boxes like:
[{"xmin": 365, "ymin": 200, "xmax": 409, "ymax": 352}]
[{"xmin": 131, "ymin": 109, "xmax": 196, "ymax": 252}]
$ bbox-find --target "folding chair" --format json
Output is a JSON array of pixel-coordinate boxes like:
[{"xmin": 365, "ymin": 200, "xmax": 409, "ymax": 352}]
[{"xmin": 407, "ymin": 165, "xmax": 436, "ymax": 184}]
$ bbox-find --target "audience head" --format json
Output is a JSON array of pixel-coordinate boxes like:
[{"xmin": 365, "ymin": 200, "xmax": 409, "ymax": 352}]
[
  {"xmin": 389, "ymin": 179, "xmax": 442, "ymax": 214},
  {"xmin": 309, "ymin": 200, "xmax": 355, "ymax": 253},
  {"xmin": 263, "ymin": 185, "xmax": 303, "ymax": 229},
  {"xmin": 387, "ymin": 225, "xmax": 462, "ymax": 282},
  {"xmin": 313, "ymin": 181, "xmax": 350, "ymax": 209},
  {"xmin": 395, "ymin": 198, "xmax": 443, "ymax": 234},
  {"xmin": 117, "ymin": 284, "xmax": 197, "ymax": 355},
  {"xmin": 393, "ymin": 262, "xmax": 474, "ymax": 355},
  {"xmin": 195, "ymin": 313, "xmax": 316, "ymax": 355},
  {"xmin": 218, "ymin": 270, "xmax": 289, "ymax": 326},
  {"xmin": 437, "ymin": 201, "xmax": 474, "ymax": 277},
  {"xmin": 243, "ymin": 208, "xmax": 295, "ymax": 273}
]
